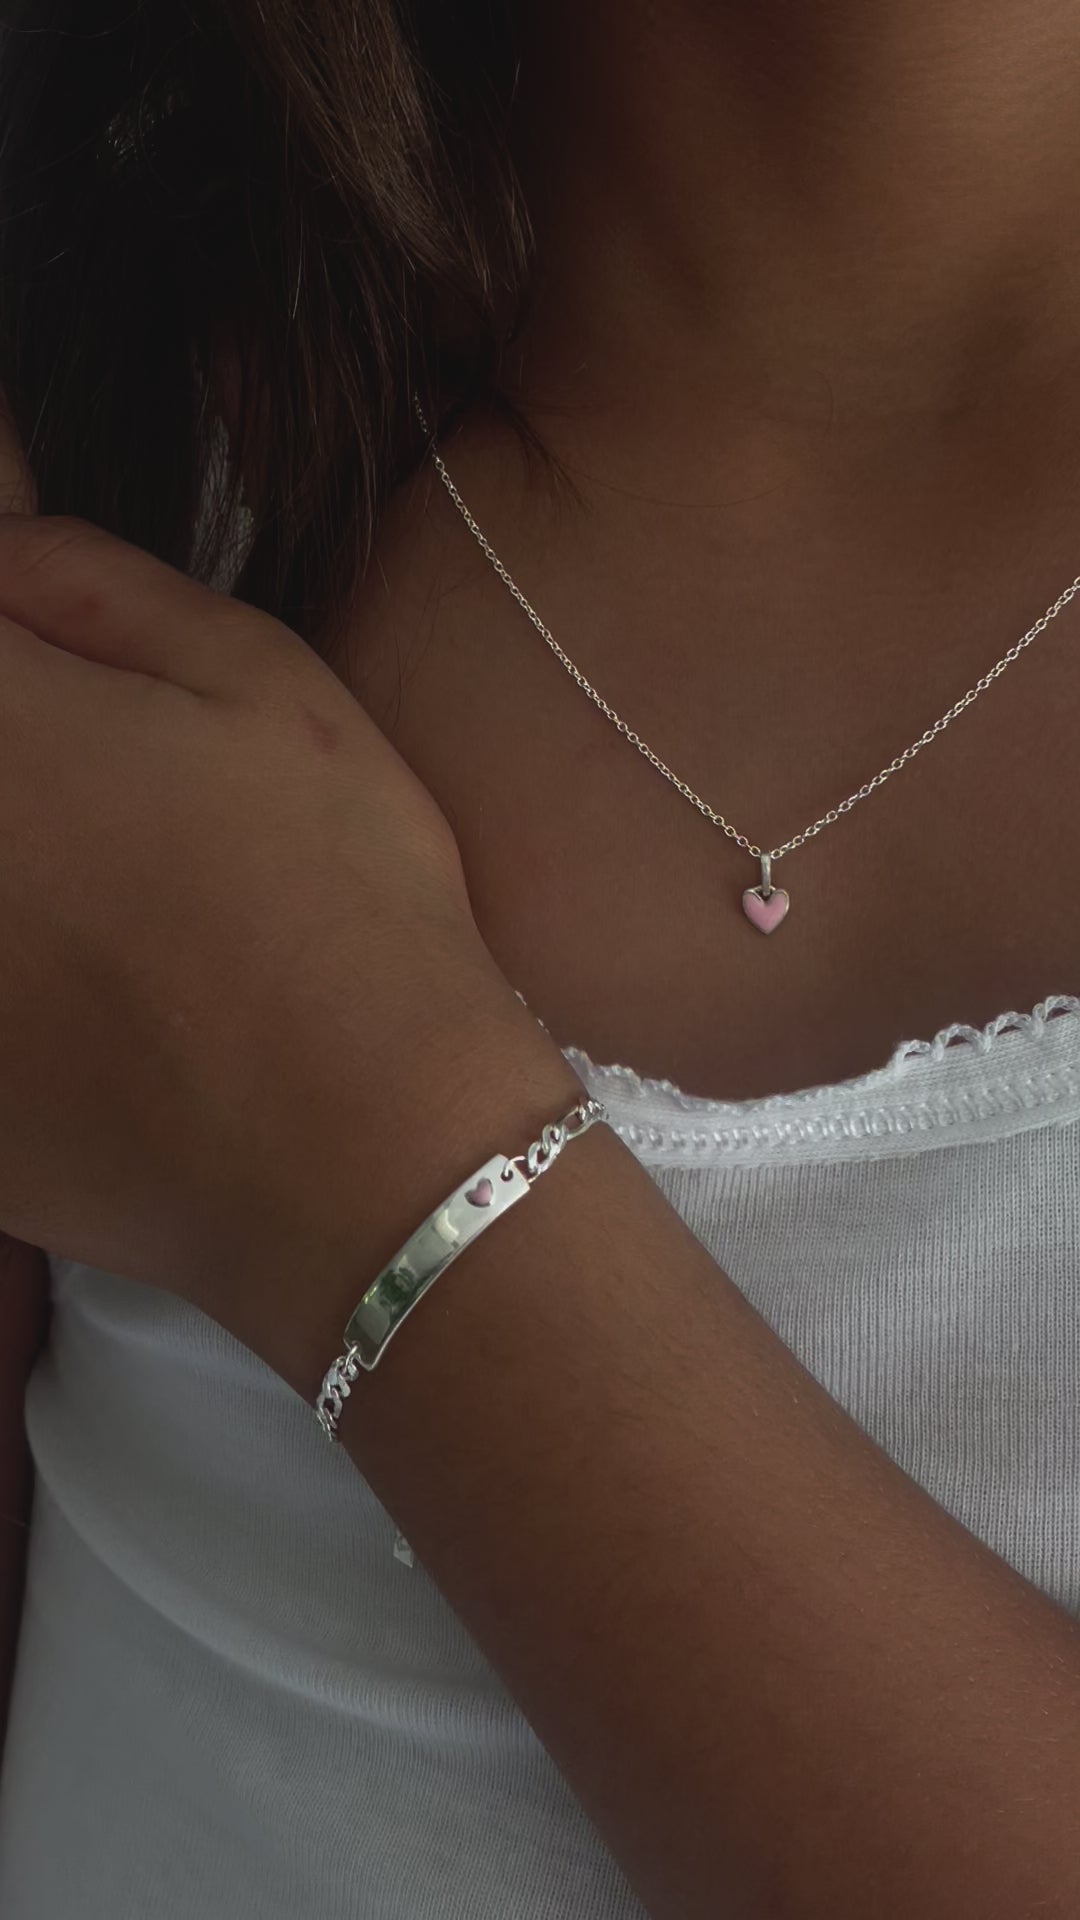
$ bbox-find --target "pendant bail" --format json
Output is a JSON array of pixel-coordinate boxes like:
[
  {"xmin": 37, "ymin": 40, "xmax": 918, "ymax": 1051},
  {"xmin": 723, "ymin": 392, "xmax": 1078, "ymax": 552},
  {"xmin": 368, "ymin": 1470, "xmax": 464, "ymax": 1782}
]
[{"xmin": 759, "ymin": 852, "xmax": 773, "ymax": 899}]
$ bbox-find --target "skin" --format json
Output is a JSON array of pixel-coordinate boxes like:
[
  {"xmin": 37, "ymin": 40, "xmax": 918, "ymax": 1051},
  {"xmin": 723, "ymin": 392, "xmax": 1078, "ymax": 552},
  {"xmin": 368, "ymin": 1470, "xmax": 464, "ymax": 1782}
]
[
  {"xmin": 335, "ymin": 0, "xmax": 1080, "ymax": 1100},
  {"xmin": 4, "ymin": 6, "xmax": 1080, "ymax": 1916}
]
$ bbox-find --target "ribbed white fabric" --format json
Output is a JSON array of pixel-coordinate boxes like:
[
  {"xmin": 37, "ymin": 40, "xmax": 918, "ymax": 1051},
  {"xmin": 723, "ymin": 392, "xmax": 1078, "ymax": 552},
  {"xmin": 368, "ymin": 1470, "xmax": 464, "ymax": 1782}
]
[{"xmin": 2, "ymin": 993, "xmax": 1080, "ymax": 1917}]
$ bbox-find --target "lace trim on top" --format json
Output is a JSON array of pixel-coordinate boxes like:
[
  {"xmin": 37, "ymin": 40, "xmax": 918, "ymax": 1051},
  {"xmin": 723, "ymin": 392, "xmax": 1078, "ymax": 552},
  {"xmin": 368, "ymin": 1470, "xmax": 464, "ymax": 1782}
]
[{"xmin": 558, "ymin": 994, "xmax": 1080, "ymax": 1169}]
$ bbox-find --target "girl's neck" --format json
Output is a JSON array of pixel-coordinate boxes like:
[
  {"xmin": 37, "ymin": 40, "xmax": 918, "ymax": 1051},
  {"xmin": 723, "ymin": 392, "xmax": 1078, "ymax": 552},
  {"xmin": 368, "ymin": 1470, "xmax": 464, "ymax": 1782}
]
[{"xmin": 510, "ymin": 1, "xmax": 1080, "ymax": 425}]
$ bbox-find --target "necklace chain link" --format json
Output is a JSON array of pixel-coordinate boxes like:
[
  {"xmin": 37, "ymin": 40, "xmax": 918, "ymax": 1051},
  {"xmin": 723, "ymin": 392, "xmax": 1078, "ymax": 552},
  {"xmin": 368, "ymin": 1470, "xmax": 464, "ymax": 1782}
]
[{"xmin": 416, "ymin": 400, "xmax": 1080, "ymax": 867}]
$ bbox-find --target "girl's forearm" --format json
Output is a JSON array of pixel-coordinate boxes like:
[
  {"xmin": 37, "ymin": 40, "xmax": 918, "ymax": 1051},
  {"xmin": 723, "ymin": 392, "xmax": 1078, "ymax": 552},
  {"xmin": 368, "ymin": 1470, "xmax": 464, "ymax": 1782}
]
[{"xmin": 226, "ymin": 1014, "xmax": 1080, "ymax": 1920}]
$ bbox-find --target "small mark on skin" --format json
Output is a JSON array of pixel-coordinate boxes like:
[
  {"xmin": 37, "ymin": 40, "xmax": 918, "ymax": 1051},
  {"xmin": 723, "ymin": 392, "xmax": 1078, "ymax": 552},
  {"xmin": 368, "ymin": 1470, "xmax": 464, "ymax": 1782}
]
[
  {"xmin": 73, "ymin": 588, "xmax": 106, "ymax": 626},
  {"xmin": 299, "ymin": 703, "xmax": 342, "ymax": 755}
]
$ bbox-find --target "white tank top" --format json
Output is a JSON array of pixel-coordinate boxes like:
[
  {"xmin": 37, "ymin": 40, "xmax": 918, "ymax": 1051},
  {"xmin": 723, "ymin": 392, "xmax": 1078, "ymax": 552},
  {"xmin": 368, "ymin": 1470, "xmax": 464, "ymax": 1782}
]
[{"xmin": 2, "ymin": 994, "xmax": 1079, "ymax": 1918}]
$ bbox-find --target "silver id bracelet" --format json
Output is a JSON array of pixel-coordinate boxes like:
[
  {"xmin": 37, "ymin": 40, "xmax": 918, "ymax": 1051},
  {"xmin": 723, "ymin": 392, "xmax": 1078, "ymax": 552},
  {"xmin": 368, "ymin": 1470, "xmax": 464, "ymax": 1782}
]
[{"xmin": 314, "ymin": 1093, "xmax": 608, "ymax": 1442}]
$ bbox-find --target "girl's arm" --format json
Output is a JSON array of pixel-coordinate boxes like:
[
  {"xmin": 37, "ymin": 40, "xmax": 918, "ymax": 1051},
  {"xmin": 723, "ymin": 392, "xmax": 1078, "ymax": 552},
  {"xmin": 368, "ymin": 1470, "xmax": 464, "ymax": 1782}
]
[{"xmin": 239, "ymin": 1022, "xmax": 1080, "ymax": 1920}]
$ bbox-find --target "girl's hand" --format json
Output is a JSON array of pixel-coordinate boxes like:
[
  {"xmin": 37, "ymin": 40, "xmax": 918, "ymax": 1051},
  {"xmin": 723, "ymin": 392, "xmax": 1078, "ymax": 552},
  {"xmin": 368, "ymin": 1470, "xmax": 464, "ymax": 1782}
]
[{"xmin": 0, "ymin": 466, "xmax": 560, "ymax": 1325}]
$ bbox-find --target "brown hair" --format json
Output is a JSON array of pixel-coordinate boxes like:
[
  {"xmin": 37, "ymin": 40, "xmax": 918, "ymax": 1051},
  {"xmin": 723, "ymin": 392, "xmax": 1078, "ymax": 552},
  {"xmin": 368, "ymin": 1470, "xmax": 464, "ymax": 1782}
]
[{"xmin": 0, "ymin": 0, "xmax": 531, "ymax": 649}]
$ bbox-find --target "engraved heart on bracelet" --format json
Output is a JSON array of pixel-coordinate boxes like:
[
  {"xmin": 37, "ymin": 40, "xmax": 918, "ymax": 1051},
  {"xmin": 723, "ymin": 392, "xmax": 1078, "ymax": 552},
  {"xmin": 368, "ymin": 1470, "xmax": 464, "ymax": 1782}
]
[{"xmin": 465, "ymin": 1177, "xmax": 494, "ymax": 1207}]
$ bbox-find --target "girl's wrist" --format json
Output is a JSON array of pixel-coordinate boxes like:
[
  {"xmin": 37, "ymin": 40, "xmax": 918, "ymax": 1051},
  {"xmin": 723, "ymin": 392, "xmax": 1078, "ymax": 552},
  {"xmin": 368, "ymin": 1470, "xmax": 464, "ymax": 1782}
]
[
  {"xmin": 211, "ymin": 946, "xmax": 587, "ymax": 1398},
  {"xmin": 347, "ymin": 965, "xmax": 585, "ymax": 1272}
]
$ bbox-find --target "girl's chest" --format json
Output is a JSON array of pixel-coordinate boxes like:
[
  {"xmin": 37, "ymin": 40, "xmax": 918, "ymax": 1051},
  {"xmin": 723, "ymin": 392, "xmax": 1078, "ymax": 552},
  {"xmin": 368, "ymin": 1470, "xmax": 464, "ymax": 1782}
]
[{"xmin": 344, "ymin": 553, "xmax": 1080, "ymax": 1101}]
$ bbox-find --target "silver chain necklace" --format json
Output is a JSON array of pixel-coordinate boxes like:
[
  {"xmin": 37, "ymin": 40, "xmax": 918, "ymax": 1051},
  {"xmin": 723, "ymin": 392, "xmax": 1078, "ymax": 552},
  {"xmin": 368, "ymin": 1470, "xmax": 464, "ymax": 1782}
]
[{"xmin": 415, "ymin": 399, "xmax": 1080, "ymax": 932}]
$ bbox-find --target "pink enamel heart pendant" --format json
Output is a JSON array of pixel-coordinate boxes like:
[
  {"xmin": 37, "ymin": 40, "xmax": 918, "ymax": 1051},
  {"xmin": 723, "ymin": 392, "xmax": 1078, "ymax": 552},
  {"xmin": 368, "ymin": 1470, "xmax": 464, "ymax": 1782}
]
[
  {"xmin": 742, "ymin": 886, "xmax": 790, "ymax": 934},
  {"xmin": 465, "ymin": 1176, "xmax": 494, "ymax": 1207}
]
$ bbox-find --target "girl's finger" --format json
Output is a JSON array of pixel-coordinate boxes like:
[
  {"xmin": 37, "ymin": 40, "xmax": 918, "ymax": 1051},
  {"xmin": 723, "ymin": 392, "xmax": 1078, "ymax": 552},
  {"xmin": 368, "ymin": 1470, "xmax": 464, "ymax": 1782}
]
[
  {"xmin": 0, "ymin": 512, "xmax": 301, "ymax": 696},
  {"xmin": 0, "ymin": 603, "xmax": 156, "ymax": 725}
]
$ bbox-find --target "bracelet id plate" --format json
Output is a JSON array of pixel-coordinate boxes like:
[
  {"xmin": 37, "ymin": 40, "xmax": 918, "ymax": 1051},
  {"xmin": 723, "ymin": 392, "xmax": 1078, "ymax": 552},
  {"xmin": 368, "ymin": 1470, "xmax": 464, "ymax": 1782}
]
[{"xmin": 344, "ymin": 1153, "xmax": 531, "ymax": 1370}]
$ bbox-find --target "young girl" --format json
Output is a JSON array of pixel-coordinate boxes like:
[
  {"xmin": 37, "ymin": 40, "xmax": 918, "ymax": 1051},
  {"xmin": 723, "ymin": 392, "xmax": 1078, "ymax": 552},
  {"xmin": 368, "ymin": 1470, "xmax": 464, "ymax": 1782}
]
[{"xmin": 1, "ymin": 3, "xmax": 1079, "ymax": 1915}]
